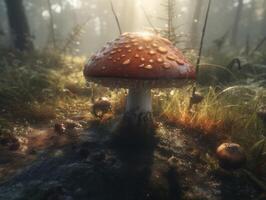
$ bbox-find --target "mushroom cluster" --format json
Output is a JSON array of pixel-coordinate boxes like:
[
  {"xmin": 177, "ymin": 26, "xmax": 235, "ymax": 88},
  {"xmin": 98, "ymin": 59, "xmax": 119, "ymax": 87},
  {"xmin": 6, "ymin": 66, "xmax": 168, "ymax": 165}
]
[{"xmin": 84, "ymin": 32, "xmax": 195, "ymax": 133}]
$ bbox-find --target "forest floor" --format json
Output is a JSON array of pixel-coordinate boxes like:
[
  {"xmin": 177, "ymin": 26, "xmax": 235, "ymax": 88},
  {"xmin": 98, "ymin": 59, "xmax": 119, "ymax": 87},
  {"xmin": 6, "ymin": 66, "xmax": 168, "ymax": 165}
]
[{"xmin": 0, "ymin": 116, "xmax": 263, "ymax": 200}]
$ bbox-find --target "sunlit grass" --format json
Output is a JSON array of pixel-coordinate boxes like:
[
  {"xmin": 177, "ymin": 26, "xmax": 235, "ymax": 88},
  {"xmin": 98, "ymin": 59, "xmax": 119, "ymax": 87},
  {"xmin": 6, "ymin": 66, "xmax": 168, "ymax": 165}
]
[{"xmin": 160, "ymin": 86, "xmax": 265, "ymax": 148}]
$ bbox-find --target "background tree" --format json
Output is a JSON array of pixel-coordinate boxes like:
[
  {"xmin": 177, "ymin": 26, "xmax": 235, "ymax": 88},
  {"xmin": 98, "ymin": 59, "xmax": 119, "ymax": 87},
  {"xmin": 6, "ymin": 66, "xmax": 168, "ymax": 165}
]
[
  {"xmin": 231, "ymin": 0, "xmax": 243, "ymax": 47},
  {"xmin": 4, "ymin": 0, "xmax": 34, "ymax": 51}
]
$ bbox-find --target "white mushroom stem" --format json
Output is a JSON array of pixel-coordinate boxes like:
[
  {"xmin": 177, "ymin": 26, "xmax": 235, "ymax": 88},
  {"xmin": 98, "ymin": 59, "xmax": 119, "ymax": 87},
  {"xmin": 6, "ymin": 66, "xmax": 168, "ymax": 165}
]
[{"xmin": 126, "ymin": 87, "xmax": 152, "ymax": 114}]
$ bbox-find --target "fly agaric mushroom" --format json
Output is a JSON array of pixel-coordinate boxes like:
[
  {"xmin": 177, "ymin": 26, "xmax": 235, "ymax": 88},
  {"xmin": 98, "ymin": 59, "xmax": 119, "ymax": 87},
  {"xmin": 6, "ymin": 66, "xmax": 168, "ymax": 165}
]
[
  {"xmin": 84, "ymin": 32, "xmax": 195, "ymax": 133},
  {"xmin": 216, "ymin": 143, "xmax": 246, "ymax": 170}
]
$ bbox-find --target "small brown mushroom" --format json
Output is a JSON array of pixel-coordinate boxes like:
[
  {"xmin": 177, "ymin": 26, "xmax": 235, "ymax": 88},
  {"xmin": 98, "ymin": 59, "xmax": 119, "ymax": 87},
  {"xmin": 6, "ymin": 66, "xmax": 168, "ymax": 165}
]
[
  {"xmin": 92, "ymin": 98, "xmax": 112, "ymax": 118},
  {"xmin": 216, "ymin": 143, "xmax": 246, "ymax": 170}
]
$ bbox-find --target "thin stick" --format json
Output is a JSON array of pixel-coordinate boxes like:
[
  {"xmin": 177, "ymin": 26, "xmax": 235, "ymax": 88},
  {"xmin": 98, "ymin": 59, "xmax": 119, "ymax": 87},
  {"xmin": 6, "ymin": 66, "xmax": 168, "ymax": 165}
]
[
  {"xmin": 141, "ymin": 5, "xmax": 159, "ymax": 34},
  {"xmin": 195, "ymin": 0, "xmax": 212, "ymax": 77},
  {"xmin": 193, "ymin": 0, "xmax": 212, "ymax": 93},
  {"xmin": 110, "ymin": 0, "xmax": 122, "ymax": 35}
]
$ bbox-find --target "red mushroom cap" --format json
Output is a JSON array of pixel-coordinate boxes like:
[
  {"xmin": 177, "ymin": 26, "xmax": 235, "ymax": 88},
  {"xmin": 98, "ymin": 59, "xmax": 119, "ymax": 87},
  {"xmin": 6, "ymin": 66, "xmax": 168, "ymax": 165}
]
[{"xmin": 84, "ymin": 32, "xmax": 195, "ymax": 88}]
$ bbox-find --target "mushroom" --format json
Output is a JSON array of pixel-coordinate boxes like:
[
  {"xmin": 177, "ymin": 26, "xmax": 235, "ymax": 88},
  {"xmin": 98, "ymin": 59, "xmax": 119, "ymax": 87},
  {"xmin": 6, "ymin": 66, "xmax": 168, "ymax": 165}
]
[
  {"xmin": 92, "ymin": 97, "xmax": 112, "ymax": 118},
  {"xmin": 216, "ymin": 143, "xmax": 246, "ymax": 170},
  {"xmin": 84, "ymin": 32, "xmax": 195, "ymax": 133}
]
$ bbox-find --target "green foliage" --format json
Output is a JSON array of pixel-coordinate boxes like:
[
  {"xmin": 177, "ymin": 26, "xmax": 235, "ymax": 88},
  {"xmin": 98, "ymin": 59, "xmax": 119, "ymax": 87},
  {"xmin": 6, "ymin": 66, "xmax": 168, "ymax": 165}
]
[{"xmin": 0, "ymin": 50, "xmax": 88, "ymax": 132}]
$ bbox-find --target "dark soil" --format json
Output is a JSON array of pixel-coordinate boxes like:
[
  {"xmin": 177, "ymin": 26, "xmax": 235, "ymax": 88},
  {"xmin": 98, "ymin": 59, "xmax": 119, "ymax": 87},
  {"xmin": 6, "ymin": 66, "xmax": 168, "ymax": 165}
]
[{"xmin": 0, "ymin": 122, "xmax": 261, "ymax": 200}]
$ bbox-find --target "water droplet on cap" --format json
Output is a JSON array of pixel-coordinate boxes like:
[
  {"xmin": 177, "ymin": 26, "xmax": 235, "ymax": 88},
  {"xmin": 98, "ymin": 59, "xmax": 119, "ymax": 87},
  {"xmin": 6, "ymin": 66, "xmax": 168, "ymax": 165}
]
[
  {"xmin": 139, "ymin": 64, "xmax": 145, "ymax": 68},
  {"xmin": 135, "ymin": 54, "xmax": 140, "ymax": 58},
  {"xmin": 138, "ymin": 46, "xmax": 144, "ymax": 50},
  {"xmin": 149, "ymin": 59, "xmax": 154, "ymax": 63}
]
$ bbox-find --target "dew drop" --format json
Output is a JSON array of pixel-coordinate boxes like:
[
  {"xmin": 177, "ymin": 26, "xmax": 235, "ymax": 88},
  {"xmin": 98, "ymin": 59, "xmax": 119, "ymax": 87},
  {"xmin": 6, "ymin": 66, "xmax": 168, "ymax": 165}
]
[
  {"xmin": 118, "ymin": 49, "xmax": 122, "ymax": 52},
  {"xmin": 157, "ymin": 47, "xmax": 168, "ymax": 54},
  {"xmin": 135, "ymin": 54, "xmax": 140, "ymax": 58},
  {"xmin": 125, "ymin": 45, "xmax": 131, "ymax": 48},
  {"xmin": 144, "ymin": 65, "xmax": 153, "ymax": 69},
  {"xmin": 149, "ymin": 59, "xmax": 154, "ymax": 63},
  {"xmin": 139, "ymin": 64, "xmax": 145, "ymax": 68},
  {"xmin": 110, "ymin": 51, "xmax": 116, "ymax": 55},
  {"xmin": 138, "ymin": 46, "xmax": 144, "ymax": 50},
  {"xmin": 141, "ymin": 58, "xmax": 145, "ymax": 61},
  {"xmin": 121, "ymin": 54, "xmax": 126, "ymax": 57},
  {"xmin": 128, "ymin": 49, "xmax": 132, "ymax": 53},
  {"xmin": 133, "ymin": 42, "xmax": 139, "ymax": 46},
  {"xmin": 102, "ymin": 66, "xmax": 107, "ymax": 70},
  {"xmin": 123, "ymin": 59, "xmax": 131, "ymax": 65}
]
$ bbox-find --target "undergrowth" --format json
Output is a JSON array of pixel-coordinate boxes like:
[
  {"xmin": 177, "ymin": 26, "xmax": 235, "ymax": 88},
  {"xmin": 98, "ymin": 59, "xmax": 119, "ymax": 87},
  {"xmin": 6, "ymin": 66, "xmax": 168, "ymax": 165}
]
[
  {"xmin": 0, "ymin": 49, "xmax": 265, "ymax": 150},
  {"xmin": 0, "ymin": 50, "xmax": 90, "ymax": 135}
]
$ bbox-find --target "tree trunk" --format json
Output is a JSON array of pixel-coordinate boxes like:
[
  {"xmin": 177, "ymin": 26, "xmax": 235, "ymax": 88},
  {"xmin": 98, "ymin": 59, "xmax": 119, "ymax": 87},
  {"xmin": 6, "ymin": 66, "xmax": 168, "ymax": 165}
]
[
  {"xmin": 4, "ymin": 0, "xmax": 34, "ymax": 51},
  {"xmin": 190, "ymin": 0, "xmax": 204, "ymax": 47},
  {"xmin": 262, "ymin": 0, "xmax": 266, "ymax": 36},
  {"xmin": 231, "ymin": 0, "xmax": 243, "ymax": 46}
]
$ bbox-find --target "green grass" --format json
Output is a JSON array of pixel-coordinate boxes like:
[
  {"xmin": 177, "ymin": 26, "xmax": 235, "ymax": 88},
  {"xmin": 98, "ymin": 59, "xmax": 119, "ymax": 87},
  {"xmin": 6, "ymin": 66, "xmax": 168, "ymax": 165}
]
[{"xmin": 0, "ymin": 50, "xmax": 90, "ymax": 135}]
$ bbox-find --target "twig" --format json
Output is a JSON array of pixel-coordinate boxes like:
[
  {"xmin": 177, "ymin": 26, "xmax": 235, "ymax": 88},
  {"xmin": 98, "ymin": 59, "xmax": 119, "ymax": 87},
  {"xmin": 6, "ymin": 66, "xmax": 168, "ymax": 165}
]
[
  {"xmin": 109, "ymin": 0, "xmax": 122, "ymax": 35},
  {"xmin": 192, "ymin": 0, "xmax": 212, "ymax": 95},
  {"xmin": 141, "ymin": 5, "xmax": 159, "ymax": 34},
  {"xmin": 195, "ymin": 0, "xmax": 212, "ymax": 78}
]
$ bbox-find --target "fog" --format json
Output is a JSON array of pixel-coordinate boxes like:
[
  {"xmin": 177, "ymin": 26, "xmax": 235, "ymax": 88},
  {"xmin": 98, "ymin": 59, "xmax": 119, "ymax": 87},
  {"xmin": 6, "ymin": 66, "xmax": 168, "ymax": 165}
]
[{"xmin": 1, "ymin": 0, "xmax": 265, "ymax": 57}]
